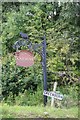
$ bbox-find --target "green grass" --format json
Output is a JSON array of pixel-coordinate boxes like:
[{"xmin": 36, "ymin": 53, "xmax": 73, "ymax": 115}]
[{"xmin": 0, "ymin": 104, "xmax": 79, "ymax": 118}]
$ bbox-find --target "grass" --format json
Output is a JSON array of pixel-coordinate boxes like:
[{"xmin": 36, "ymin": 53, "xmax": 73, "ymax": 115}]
[{"xmin": 0, "ymin": 103, "xmax": 79, "ymax": 118}]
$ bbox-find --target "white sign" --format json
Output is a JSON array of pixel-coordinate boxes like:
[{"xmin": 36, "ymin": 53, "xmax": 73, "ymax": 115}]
[{"xmin": 43, "ymin": 90, "xmax": 64, "ymax": 100}]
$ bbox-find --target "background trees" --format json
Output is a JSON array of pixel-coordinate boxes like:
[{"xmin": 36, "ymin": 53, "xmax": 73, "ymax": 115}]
[{"xmin": 1, "ymin": 2, "xmax": 80, "ymax": 105}]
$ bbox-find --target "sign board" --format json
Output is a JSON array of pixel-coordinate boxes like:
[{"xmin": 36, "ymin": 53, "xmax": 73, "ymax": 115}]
[
  {"xmin": 14, "ymin": 50, "xmax": 34, "ymax": 67},
  {"xmin": 43, "ymin": 90, "xmax": 63, "ymax": 100}
]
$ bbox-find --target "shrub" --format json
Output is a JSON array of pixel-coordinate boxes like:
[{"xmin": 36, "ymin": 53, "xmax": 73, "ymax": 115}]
[{"xmin": 15, "ymin": 87, "xmax": 43, "ymax": 106}]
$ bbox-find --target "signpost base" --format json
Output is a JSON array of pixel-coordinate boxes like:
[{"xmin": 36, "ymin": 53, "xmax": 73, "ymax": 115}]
[{"xmin": 44, "ymin": 95, "xmax": 47, "ymax": 106}]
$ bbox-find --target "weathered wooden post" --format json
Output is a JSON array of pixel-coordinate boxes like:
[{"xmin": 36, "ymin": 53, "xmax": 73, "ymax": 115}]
[{"xmin": 51, "ymin": 82, "xmax": 57, "ymax": 107}]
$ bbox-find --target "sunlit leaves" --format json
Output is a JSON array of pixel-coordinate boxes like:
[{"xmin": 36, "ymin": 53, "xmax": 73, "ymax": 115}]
[{"xmin": 2, "ymin": 2, "xmax": 80, "ymax": 101}]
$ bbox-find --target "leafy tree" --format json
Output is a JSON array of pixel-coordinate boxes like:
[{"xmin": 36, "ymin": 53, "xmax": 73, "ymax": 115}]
[{"xmin": 1, "ymin": 2, "xmax": 80, "ymax": 102}]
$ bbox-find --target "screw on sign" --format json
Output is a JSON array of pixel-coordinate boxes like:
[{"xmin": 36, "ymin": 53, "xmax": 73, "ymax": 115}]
[{"xmin": 14, "ymin": 50, "xmax": 34, "ymax": 67}]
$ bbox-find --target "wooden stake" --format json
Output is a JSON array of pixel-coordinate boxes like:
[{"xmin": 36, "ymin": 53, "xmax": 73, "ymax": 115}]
[{"xmin": 51, "ymin": 82, "xmax": 57, "ymax": 107}]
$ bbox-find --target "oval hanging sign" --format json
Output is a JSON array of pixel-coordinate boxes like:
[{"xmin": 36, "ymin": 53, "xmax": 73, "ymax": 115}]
[{"xmin": 14, "ymin": 50, "xmax": 34, "ymax": 67}]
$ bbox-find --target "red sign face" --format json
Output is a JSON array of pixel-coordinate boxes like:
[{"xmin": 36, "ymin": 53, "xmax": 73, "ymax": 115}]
[{"xmin": 14, "ymin": 50, "xmax": 34, "ymax": 67}]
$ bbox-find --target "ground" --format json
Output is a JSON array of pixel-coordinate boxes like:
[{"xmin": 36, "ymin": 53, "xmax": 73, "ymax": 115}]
[{"xmin": 0, "ymin": 104, "xmax": 79, "ymax": 118}]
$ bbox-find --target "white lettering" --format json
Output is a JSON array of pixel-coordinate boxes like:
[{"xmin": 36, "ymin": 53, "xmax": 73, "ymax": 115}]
[{"xmin": 16, "ymin": 57, "xmax": 33, "ymax": 61}]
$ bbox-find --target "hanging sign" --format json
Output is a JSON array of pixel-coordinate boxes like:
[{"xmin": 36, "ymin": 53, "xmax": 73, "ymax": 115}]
[
  {"xmin": 14, "ymin": 50, "xmax": 34, "ymax": 67},
  {"xmin": 43, "ymin": 90, "xmax": 64, "ymax": 100}
]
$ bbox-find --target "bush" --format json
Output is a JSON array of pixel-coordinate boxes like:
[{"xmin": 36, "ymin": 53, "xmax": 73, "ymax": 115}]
[
  {"xmin": 57, "ymin": 85, "xmax": 78, "ymax": 108},
  {"xmin": 15, "ymin": 87, "xmax": 43, "ymax": 106}
]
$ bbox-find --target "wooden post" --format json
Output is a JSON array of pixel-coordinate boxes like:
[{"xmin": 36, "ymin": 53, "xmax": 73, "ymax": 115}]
[{"xmin": 51, "ymin": 82, "xmax": 57, "ymax": 107}]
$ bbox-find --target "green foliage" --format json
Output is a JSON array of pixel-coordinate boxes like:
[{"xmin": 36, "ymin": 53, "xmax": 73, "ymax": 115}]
[
  {"xmin": 2, "ymin": 53, "xmax": 42, "ymax": 101},
  {"xmin": 1, "ymin": 2, "xmax": 80, "ymax": 105},
  {"xmin": 15, "ymin": 87, "xmax": 43, "ymax": 106},
  {"xmin": 59, "ymin": 85, "xmax": 78, "ymax": 108}
]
